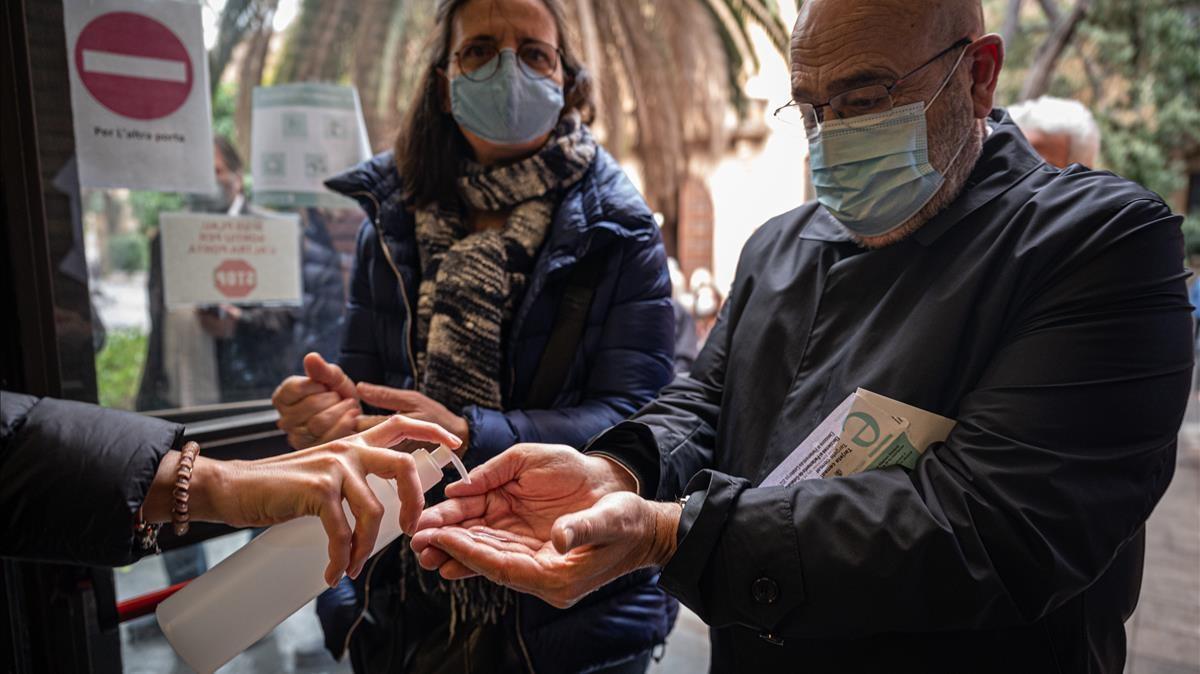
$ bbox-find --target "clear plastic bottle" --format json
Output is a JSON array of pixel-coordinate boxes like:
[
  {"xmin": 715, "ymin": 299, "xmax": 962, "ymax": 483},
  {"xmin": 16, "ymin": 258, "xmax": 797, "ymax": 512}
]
[{"xmin": 157, "ymin": 444, "xmax": 468, "ymax": 673}]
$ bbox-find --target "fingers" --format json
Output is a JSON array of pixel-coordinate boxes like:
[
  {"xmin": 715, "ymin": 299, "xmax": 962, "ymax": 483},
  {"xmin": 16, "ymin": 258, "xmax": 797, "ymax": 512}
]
[
  {"xmin": 303, "ymin": 352, "xmax": 358, "ymax": 401},
  {"xmin": 437, "ymin": 559, "xmax": 481, "ymax": 580},
  {"xmin": 356, "ymin": 413, "xmax": 462, "ymax": 450},
  {"xmin": 392, "ymin": 451, "xmax": 425, "ymax": 536},
  {"xmin": 442, "ymin": 447, "xmax": 528, "ymax": 498},
  {"xmin": 352, "ymin": 381, "xmax": 420, "ymax": 412},
  {"xmin": 355, "ymin": 415, "xmax": 390, "ymax": 433},
  {"xmin": 349, "ymin": 444, "xmax": 425, "ymax": 536},
  {"xmin": 307, "ymin": 398, "xmax": 361, "ymax": 441},
  {"xmin": 277, "ymin": 390, "xmax": 343, "ymax": 430},
  {"xmin": 428, "ymin": 528, "xmax": 542, "ymax": 593},
  {"xmin": 338, "ymin": 471, "xmax": 384, "ymax": 579},
  {"xmin": 551, "ymin": 497, "xmax": 629, "ymax": 553},
  {"xmin": 317, "ymin": 491, "xmax": 354, "ymax": 588},
  {"xmin": 417, "ymin": 545, "xmax": 452, "ymax": 570},
  {"xmin": 272, "ymin": 376, "xmax": 327, "ymax": 407},
  {"xmin": 414, "ymin": 494, "xmax": 488, "ymax": 533}
]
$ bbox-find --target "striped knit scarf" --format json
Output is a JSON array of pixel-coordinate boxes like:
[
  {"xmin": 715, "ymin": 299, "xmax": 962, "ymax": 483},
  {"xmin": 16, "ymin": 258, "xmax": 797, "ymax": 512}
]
[{"xmin": 405, "ymin": 112, "xmax": 596, "ymax": 632}]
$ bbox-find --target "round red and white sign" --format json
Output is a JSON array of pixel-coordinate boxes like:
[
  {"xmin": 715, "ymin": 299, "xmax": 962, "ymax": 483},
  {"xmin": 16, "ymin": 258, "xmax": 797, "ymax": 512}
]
[
  {"xmin": 74, "ymin": 12, "xmax": 193, "ymax": 120},
  {"xmin": 214, "ymin": 260, "xmax": 257, "ymax": 299}
]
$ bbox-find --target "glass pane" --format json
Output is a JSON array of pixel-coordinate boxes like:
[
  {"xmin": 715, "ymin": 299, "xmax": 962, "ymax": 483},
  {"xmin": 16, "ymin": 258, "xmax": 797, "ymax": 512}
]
[{"xmin": 86, "ymin": 166, "xmax": 361, "ymax": 412}]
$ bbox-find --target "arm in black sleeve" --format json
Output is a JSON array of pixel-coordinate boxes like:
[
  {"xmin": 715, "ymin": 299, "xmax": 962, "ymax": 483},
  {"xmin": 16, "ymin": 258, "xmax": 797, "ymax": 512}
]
[
  {"xmin": 658, "ymin": 199, "xmax": 1192, "ymax": 636},
  {"xmin": 0, "ymin": 392, "xmax": 184, "ymax": 565},
  {"xmin": 587, "ymin": 293, "xmax": 732, "ymax": 500}
]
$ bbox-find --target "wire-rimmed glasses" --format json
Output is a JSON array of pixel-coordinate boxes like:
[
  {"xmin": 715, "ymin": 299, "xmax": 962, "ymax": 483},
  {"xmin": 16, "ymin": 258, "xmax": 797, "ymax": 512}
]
[{"xmin": 453, "ymin": 38, "xmax": 562, "ymax": 82}]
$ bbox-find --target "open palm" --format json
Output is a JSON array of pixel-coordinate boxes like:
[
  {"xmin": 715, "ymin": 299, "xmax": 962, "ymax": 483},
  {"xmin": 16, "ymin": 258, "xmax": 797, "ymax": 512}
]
[
  {"xmin": 414, "ymin": 491, "xmax": 663, "ymax": 608},
  {"xmin": 411, "ymin": 443, "xmax": 641, "ymax": 593}
]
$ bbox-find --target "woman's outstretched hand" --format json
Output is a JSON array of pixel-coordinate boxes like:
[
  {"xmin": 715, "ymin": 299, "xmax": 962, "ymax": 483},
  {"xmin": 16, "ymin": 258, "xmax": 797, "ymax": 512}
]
[{"xmin": 143, "ymin": 415, "xmax": 462, "ymax": 586}]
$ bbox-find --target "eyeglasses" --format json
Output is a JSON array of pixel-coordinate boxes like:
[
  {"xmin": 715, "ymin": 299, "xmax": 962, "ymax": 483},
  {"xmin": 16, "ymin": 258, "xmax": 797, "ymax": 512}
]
[
  {"xmin": 452, "ymin": 39, "xmax": 562, "ymax": 82},
  {"xmin": 775, "ymin": 37, "xmax": 972, "ymax": 135}
]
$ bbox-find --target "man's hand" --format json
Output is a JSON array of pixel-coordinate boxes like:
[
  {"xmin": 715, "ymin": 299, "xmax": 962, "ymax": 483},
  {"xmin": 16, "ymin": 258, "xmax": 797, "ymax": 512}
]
[
  {"xmin": 414, "ymin": 491, "xmax": 681, "ymax": 608},
  {"xmin": 409, "ymin": 444, "xmax": 640, "ymax": 590},
  {"xmin": 272, "ymin": 352, "xmax": 361, "ymax": 449},
  {"xmin": 146, "ymin": 415, "xmax": 462, "ymax": 586},
  {"xmin": 355, "ymin": 383, "xmax": 470, "ymax": 451},
  {"xmin": 196, "ymin": 305, "xmax": 243, "ymax": 339}
]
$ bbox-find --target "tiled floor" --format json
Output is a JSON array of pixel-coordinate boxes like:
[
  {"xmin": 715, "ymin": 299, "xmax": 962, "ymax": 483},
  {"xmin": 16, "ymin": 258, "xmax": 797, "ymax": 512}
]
[
  {"xmin": 118, "ymin": 416, "xmax": 1200, "ymax": 673},
  {"xmin": 1124, "ymin": 404, "xmax": 1200, "ymax": 674}
]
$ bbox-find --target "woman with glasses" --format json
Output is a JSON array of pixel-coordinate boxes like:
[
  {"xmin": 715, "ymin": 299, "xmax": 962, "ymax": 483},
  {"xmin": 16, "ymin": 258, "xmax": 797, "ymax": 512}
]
[{"xmin": 270, "ymin": 0, "xmax": 677, "ymax": 671}]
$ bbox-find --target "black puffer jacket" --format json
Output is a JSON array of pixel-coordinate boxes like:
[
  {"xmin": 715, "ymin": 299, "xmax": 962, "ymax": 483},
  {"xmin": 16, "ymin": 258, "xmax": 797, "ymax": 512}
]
[{"xmin": 0, "ymin": 391, "xmax": 182, "ymax": 564}]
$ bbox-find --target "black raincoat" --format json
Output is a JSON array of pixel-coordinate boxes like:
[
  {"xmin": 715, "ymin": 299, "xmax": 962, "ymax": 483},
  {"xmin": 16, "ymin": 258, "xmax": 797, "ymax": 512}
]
[{"xmin": 590, "ymin": 109, "xmax": 1193, "ymax": 673}]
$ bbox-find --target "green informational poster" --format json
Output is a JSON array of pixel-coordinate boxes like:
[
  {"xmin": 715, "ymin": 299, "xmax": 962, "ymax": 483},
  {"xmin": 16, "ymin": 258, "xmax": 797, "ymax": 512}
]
[{"xmin": 250, "ymin": 83, "xmax": 371, "ymax": 209}]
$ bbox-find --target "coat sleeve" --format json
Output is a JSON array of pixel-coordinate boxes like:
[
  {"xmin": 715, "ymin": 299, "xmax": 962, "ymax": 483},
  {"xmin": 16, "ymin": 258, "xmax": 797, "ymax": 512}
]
[
  {"xmin": 583, "ymin": 296, "xmax": 732, "ymax": 499},
  {"xmin": 656, "ymin": 199, "xmax": 1192, "ymax": 637},
  {"xmin": 338, "ymin": 220, "xmax": 386, "ymax": 384},
  {"xmin": 461, "ymin": 232, "xmax": 675, "ymax": 467},
  {"xmin": 0, "ymin": 392, "xmax": 184, "ymax": 565}
]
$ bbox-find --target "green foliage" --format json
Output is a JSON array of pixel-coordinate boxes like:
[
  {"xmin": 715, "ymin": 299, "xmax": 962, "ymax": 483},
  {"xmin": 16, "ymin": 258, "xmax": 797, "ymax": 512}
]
[
  {"xmin": 1083, "ymin": 0, "xmax": 1200, "ymax": 199},
  {"xmin": 988, "ymin": 0, "xmax": 1200, "ymax": 199},
  {"xmin": 107, "ymin": 233, "xmax": 148, "ymax": 273},
  {"xmin": 1182, "ymin": 214, "xmax": 1200, "ymax": 257},
  {"xmin": 212, "ymin": 80, "xmax": 237, "ymax": 142},
  {"xmin": 95, "ymin": 327, "xmax": 147, "ymax": 410},
  {"xmin": 129, "ymin": 190, "xmax": 185, "ymax": 233}
]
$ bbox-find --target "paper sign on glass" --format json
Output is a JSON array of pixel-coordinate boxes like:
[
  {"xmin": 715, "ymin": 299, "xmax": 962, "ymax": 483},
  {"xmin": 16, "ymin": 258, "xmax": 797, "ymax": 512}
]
[
  {"xmin": 250, "ymin": 83, "xmax": 371, "ymax": 209},
  {"xmin": 160, "ymin": 212, "xmax": 302, "ymax": 307},
  {"xmin": 761, "ymin": 388, "xmax": 956, "ymax": 487},
  {"xmin": 62, "ymin": 0, "xmax": 216, "ymax": 192}
]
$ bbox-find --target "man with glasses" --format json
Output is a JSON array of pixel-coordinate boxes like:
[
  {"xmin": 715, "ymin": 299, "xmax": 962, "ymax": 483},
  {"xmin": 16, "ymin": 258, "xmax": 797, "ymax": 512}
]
[{"xmin": 410, "ymin": 0, "xmax": 1192, "ymax": 671}]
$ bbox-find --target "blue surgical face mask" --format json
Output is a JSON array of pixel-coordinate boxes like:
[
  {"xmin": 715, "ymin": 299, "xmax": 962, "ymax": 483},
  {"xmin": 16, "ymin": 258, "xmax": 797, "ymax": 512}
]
[
  {"xmin": 450, "ymin": 49, "xmax": 565, "ymax": 146},
  {"xmin": 808, "ymin": 48, "xmax": 971, "ymax": 238}
]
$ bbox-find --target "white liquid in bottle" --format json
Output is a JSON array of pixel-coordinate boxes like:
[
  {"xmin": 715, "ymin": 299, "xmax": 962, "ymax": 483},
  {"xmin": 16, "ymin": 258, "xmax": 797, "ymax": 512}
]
[{"xmin": 157, "ymin": 445, "xmax": 468, "ymax": 673}]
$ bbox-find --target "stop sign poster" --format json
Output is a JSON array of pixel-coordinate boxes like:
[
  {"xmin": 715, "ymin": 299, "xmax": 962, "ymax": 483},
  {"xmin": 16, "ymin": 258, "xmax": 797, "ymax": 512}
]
[
  {"xmin": 159, "ymin": 212, "xmax": 302, "ymax": 307},
  {"xmin": 63, "ymin": 0, "xmax": 216, "ymax": 193}
]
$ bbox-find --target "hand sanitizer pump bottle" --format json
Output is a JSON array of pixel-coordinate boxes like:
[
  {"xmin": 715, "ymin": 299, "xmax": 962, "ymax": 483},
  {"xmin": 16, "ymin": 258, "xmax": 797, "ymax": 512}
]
[{"xmin": 157, "ymin": 444, "xmax": 469, "ymax": 674}]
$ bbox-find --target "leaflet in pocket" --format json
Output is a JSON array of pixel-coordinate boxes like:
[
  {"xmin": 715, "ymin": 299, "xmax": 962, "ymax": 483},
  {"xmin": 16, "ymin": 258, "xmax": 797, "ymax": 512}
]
[{"xmin": 760, "ymin": 388, "xmax": 956, "ymax": 487}]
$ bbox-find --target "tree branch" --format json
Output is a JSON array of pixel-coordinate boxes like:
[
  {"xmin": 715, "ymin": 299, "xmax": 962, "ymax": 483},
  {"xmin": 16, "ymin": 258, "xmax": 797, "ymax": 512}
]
[
  {"xmin": 1019, "ymin": 0, "xmax": 1089, "ymax": 100},
  {"xmin": 1001, "ymin": 0, "xmax": 1024, "ymax": 47}
]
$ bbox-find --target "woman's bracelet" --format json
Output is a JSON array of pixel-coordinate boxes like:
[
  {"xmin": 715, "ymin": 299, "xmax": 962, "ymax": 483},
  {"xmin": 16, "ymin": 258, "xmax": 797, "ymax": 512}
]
[{"xmin": 172, "ymin": 441, "xmax": 202, "ymax": 536}]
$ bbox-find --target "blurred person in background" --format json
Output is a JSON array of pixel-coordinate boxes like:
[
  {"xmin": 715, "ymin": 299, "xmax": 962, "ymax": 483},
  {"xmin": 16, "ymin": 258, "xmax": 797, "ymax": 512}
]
[
  {"xmin": 268, "ymin": 0, "xmax": 676, "ymax": 671},
  {"xmin": 1008, "ymin": 95, "xmax": 1102, "ymax": 168},
  {"xmin": 139, "ymin": 136, "xmax": 347, "ymax": 584},
  {"xmin": 687, "ymin": 267, "xmax": 723, "ymax": 345},
  {"xmin": 667, "ymin": 257, "xmax": 699, "ymax": 373}
]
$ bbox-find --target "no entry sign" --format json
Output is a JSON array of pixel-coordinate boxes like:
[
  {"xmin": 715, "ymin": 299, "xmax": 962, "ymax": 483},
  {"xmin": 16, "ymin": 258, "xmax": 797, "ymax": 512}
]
[
  {"xmin": 63, "ymin": 0, "xmax": 215, "ymax": 192},
  {"xmin": 160, "ymin": 212, "xmax": 302, "ymax": 307},
  {"xmin": 74, "ymin": 12, "xmax": 193, "ymax": 120}
]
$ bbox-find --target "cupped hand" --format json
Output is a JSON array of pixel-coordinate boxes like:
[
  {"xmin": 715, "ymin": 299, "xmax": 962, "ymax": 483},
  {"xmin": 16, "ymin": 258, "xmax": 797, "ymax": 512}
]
[
  {"xmin": 272, "ymin": 352, "xmax": 361, "ymax": 449},
  {"xmin": 409, "ymin": 444, "xmax": 638, "ymax": 579},
  {"xmin": 412, "ymin": 491, "xmax": 681, "ymax": 608}
]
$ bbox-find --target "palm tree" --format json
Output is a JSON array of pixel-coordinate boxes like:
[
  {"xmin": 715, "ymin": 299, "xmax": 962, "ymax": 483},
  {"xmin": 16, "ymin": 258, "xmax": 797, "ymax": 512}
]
[{"xmin": 218, "ymin": 0, "xmax": 790, "ymax": 239}]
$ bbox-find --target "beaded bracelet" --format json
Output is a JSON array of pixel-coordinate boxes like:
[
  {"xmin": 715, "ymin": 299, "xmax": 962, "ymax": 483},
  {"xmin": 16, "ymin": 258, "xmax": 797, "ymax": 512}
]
[{"xmin": 172, "ymin": 441, "xmax": 201, "ymax": 536}]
